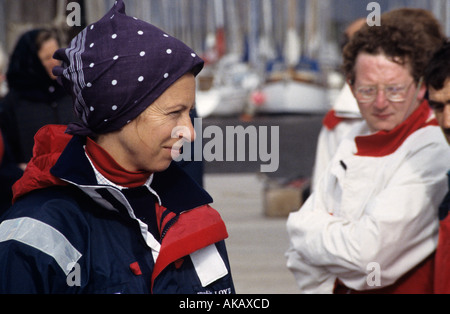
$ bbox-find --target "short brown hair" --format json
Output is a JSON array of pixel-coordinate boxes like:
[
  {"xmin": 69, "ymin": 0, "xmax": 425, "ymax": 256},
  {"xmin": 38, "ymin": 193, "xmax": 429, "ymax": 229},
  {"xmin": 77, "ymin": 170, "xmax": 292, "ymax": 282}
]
[{"xmin": 343, "ymin": 8, "xmax": 445, "ymax": 85}]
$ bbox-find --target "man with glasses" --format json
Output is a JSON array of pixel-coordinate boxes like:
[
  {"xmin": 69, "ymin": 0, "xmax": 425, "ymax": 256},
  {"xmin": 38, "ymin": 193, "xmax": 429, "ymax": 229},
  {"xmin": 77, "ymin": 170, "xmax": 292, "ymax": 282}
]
[
  {"xmin": 424, "ymin": 41, "xmax": 450, "ymax": 294},
  {"xmin": 286, "ymin": 13, "xmax": 450, "ymax": 294}
]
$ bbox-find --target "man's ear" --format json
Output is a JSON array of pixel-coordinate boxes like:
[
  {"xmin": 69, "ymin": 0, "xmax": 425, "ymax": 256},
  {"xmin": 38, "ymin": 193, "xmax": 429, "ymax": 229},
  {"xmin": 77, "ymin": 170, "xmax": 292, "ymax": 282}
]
[
  {"xmin": 346, "ymin": 78, "xmax": 356, "ymax": 97},
  {"xmin": 417, "ymin": 80, "xmax": 427, "ymax": 101}
]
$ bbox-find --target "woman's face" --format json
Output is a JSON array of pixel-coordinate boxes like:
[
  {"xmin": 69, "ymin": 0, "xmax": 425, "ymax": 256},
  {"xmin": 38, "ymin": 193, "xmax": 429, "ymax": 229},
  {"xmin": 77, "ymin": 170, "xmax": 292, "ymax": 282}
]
[
  {"xmin": 99, "ymin": 73, "xmax": 196, "ymax": 173},
  {"xmin": 351, "ymin": 53, "xmax": 426, "ymax": 133},
  {"xmin": 37, "ymin": 38, "xmax": 60, "ymax": 80}
]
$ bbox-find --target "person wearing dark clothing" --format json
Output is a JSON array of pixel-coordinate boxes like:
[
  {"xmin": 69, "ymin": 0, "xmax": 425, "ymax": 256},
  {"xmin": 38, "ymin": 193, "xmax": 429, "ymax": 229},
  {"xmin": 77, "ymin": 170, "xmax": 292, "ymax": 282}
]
[
  {"xmin": 0, "ymin": 1, "xmax": 234, "ymax": 294},
  {"xmin": 0, "ymin": 29, "xmax": 77, "ymax": 214},
  {"xmin": 0, "ymin": 29, "xmax": 76, "ymax": 166},
  {"xmin": 0, "ymin": 129, "xmax": 23, "ymax": 215}
]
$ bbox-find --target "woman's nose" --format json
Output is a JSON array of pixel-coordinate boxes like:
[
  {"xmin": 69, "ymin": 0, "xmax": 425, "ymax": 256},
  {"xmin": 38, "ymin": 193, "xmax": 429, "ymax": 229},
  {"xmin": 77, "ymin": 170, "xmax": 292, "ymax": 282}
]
[
  {"xmin": 177, "ymin": 115, "xmax": 196, "ymax": 143},
  {"xmin": 185, "ymin": 119, "xmax": 196, "ymax": 142}
]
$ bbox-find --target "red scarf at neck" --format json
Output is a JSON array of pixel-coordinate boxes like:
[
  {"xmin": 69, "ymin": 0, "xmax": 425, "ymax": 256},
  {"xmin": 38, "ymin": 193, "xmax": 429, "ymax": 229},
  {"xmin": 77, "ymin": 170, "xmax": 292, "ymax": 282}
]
[{"xmin": 85, "ymin": 137, "xmax": 151, "ymax": 188}]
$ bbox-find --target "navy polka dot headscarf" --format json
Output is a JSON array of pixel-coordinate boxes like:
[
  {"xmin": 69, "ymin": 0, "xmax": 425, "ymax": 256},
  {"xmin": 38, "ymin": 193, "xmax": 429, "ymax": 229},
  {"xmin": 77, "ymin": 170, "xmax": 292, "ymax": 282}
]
[{"xmin": 53, "ymin": 0, "xmax": 204, "ymax": 136}]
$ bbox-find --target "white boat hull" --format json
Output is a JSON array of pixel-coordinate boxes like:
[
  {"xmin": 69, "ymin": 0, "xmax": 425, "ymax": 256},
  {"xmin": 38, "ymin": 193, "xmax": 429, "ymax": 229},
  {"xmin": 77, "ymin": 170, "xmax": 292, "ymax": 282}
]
[{"xmin": 258, "ymin": 81, "xmax": 329, "ymax": 114}]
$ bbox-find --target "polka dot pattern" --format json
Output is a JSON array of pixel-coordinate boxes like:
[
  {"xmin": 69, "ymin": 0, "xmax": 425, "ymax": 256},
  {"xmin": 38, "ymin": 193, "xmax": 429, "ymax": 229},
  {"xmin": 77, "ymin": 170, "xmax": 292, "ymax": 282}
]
[{"xmin": 53, "ymin": 0, "xmax": 204, "ymax": 136}]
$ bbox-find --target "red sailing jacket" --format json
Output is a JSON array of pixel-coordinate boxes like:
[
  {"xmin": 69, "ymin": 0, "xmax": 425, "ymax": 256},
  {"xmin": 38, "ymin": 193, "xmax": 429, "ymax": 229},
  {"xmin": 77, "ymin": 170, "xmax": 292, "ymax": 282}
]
[{"xmin": 434, "ymin": 173, "xmax": 450, "ymax": 294}]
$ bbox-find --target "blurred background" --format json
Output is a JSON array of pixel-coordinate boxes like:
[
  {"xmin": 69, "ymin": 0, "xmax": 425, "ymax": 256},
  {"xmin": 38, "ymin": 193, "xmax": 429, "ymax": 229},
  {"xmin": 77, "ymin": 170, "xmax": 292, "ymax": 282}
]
[
  {"xmin": 0, "ymin": 0, "xmax": 448, "ymax": 293},
  {"xmin": 0, "ymin": 1, "xmax": 448, "ymax": 122}
]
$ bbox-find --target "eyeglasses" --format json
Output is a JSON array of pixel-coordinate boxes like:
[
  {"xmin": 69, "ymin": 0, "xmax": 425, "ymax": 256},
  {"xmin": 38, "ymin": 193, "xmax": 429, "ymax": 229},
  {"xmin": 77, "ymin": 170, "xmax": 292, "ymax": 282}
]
[{"xmin": 354, "ymin": 79, "xmax": 420, "ymax": 103}]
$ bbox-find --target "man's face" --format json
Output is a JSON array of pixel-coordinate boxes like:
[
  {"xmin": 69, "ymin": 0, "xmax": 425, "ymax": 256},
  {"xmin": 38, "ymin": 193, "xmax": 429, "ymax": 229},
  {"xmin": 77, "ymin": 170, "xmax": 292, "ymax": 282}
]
[
  {"xmin": 429, "ymin": 78, "xmax": 450, "ymax": 144},
  {"xmin": 351, "ymin": 53, "xmax": 426, "ymax": 133}
]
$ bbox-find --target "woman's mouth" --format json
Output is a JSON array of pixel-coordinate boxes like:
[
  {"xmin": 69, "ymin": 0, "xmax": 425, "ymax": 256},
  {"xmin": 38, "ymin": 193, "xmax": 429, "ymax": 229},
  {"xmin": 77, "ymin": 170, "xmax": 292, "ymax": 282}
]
[{"xmin": 164, "ymin": 144, "xmax": 183, "ymax": 159}]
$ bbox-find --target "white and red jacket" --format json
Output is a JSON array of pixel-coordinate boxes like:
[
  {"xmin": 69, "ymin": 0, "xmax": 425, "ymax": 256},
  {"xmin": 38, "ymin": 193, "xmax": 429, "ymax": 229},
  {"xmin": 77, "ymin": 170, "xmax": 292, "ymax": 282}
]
[
  {"xmin": 287, "ymin": 101, "xmax": 450, "ymax": 294},
  {"xmin": 312, "ymin": 84, "xmax": 362, "ymax": 192}
]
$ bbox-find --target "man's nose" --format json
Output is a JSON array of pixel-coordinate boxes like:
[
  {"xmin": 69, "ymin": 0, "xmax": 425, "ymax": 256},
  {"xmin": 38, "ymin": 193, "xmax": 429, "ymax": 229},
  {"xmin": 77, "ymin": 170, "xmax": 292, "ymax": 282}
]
[{"xmin": 374, "ymin": 89, "xmax": 389, "ymax": 110}]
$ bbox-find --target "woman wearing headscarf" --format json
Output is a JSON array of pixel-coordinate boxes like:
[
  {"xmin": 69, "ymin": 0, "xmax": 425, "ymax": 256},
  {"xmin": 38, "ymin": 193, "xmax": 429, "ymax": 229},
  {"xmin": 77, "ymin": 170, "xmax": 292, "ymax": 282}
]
[
  {"xmin": 0, "ymin": 0, "xmax": 234, "ymax": 294},
  {"xmin": 0, "ymin": 31, "xmax": 72, "ymax": 215},
  {"xmin": 0, "ymin": 29, "xmax": 75, "ymax": 167}
]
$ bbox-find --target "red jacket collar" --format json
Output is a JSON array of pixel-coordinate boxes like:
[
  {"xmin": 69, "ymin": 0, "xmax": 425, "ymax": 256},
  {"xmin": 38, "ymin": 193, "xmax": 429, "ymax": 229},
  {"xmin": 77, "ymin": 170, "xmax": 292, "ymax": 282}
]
[
  {"xmin": 355, "ymin": 100, "xmax": 438, "ymax": 157},
  {"xmin": 12, "ymin": 125, "xmax": 71, "ymax": 203},
  {"xmin": 151, "ymin": 204, "xmax": 228, "ymax": 290},
  {"xmin": 323, "ymin": 110, "xmax": 346, "ymax": 130}
]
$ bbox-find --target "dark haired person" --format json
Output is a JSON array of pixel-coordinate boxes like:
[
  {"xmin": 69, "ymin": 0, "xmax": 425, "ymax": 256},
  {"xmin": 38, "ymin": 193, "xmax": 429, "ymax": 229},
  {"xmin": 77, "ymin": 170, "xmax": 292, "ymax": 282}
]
[
  {"xmin": 425, "ymin": 41, "xmax": 450, "ymax": 145},
  {"xmin": 286, "ymin": 12, "xmax": 450, "ymax": 294},
  {"xmin": 425, "ymin": 41, "xmax": 450, "ymax": 294},
  {"xmin": 0, "ymin": 1, "xmax": 234, "ymax": 294}
]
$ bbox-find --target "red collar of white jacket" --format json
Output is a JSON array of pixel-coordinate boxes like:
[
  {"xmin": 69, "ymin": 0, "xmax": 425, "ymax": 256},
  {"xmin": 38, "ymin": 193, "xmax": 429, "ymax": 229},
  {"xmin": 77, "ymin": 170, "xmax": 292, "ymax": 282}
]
[{"xmin": 355, "ymin": 100, "xmax": 438, "ymax": 157}]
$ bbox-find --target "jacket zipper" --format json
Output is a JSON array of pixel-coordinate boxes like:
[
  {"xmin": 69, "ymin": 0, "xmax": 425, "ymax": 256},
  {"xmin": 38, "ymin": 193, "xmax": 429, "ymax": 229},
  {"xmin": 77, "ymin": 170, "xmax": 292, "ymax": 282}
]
[{"xmin": 160, "ymin": 214, "xmax": 180, "ymax": 241}]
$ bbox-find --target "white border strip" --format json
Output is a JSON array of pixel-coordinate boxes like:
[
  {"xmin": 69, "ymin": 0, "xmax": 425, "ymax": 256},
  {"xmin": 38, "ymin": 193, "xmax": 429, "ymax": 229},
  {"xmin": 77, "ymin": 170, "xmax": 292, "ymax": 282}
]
[{"xmin": 0, "ymin": 217, "xmax": 82, "ymax": 275}]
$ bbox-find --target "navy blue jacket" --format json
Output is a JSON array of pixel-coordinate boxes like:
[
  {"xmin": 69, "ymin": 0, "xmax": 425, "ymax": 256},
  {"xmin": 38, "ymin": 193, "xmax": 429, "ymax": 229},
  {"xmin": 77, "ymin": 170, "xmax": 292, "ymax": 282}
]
[{"xmin": 0, "ymin": 125, "xmax": 234, "ymax": 294}]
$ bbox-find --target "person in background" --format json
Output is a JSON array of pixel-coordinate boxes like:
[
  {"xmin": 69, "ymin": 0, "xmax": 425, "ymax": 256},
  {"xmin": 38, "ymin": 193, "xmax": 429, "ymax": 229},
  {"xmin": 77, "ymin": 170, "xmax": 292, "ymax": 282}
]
[
  {"xmin": 286, "ymin": 11, "xmax": 449, "ymax": 294},
  {"xmin": 424, "ymin": 40, "xmax": 450, "ymax": 293},
  {"xmin": 0, "ymin": 44, "xmax": 7, "ymax": 167},
  {"xmin": 0, "ymin": 0, "xmax": 234, "ymax": 294},
  {"xmin": 312, "ymin": 9, "xmax": 446, "ymax": 192},
  {"xmin": 0, "ymin": 29, "xmax": 76, "ymax": 171},
  {"xmin": 425, "ymin": 40, "xmax": 450, "ymax": 145},
  {"xmin": 0, "ymin": 44, "xmax": 7, "ymax": 98},
  {"xmin": 0, "ymin": 125, "xmax": 20, "ymax": 216},
  {"xmin": 0, "ymin": 44, "xmax": 22, "ymax": 216}
]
